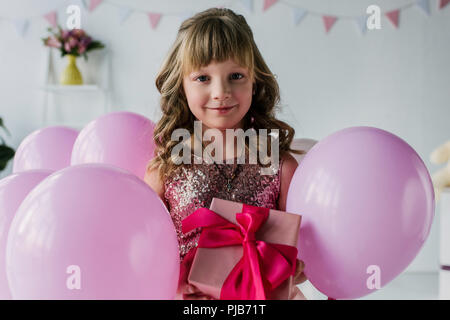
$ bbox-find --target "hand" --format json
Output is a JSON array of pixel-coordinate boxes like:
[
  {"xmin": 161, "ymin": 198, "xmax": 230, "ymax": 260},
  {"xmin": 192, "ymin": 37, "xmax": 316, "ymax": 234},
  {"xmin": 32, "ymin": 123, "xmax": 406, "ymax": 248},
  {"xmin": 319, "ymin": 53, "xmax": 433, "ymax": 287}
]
[
  {"xmin": 293, "ymin": 259, "xmax": 307, "ymax": 285},
  {"xmin": 176, "ymin": 248, "xmax": 214, "ymax": 300},
  {"xmin": 179, "ymin": 283, "xmax": 215, "ymax": 300},
  {"xmin": 289, "ymin": 259, "xmax": 308, "ymax": 300}
]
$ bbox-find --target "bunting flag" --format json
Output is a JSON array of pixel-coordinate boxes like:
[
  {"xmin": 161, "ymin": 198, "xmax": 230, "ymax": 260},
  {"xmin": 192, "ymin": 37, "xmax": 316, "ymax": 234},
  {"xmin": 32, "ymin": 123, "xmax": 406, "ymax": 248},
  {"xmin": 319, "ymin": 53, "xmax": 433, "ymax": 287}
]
[
  {"xmin": 117, "ymin": 6, "xmax": 133, "ymax": 24},
  {"xmin": 43, "ymin": 11, "xmax": 58, "ymax": 27},
  {"xmin": 439, "ymin": 0, "xmax": 450, "ymax": 9},
  {"xmin": 416, "ymin": 0, "xmax": 431, "ymax": 15},
  {"xmin": 292, "ymin": 7, "xmax": 307, "ymax": 26},
  {"xmin": 385, "ymin": 10, "xmax": 400, "ymax": 28},
  {"xmin": 89, "ymin": 0, "xmax": 103, "ymax": 12},
  {"xmin": 3, "ymin": 0, "xmax": 448, "ymax": 37},
  {"xmin": 354, "ymin": 16, "xmax": 367, "ymax": 35},
  {"xmin": 263, "ymin": 0, "xmax": 278, "ymax": 12},
  {"xmin": 11, "ymin": 18, "xmax": 29, "ymax": 37},
  {"xmin": 147, "ymin": 13, "xmax": 162, "ymax": 29},
  {"xmin": 78, "ymin": 0, "xmax": 88, "ymax": 10},
  {"xmin": 323, "ymin": 15, "xmax": 337, "ymax": 33},
  {"xmin": 240, "ymin": 0, "xmax": 253, "ymax": 13}
]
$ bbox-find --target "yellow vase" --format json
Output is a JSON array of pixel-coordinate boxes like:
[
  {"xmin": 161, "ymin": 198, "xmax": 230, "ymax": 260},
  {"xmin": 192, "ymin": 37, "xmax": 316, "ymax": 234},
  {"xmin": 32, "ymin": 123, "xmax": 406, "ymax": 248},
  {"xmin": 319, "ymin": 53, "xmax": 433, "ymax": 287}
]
[{"xmin": 60, "ymin": 54, "xmax": 83, "ymax": 85}]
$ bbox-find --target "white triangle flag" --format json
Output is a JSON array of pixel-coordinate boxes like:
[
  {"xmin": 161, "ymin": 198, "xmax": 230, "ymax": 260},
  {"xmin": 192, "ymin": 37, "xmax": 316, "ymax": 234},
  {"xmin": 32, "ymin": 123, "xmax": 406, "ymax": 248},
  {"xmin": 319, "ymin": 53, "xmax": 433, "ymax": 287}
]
[
  {"xmin": 292, "ymin": 7, "xmax": 307, "ymax": 26},
  {"xmin": 75, "ymin": 0, "xmax": 88, "ymax": 10},
  {"xmin": 11, "ymin": 18, "xmax": 29, "ymax": 37},
  {"xmin": 118, "ymin": 6, "xmax": 133, "ymax": 24},
  {"xmin": 355, "ymin": 16, "xmax": 367, "ymax": 34},
  {"xmin": 240, "ymin": 0, "xmax": 253, "ymax": 13},
  {"xmin": 416, "ymin": 0, "xmax": 430, "ymax": 16}
]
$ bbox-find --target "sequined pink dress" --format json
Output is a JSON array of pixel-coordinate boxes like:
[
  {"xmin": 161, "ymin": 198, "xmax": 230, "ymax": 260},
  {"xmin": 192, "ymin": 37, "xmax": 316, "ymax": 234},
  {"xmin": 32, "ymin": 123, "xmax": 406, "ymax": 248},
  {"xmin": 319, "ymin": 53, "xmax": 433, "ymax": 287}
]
[
  {"xmin": 163, "ymin": 155, "xmax": 284, "ymax": 262},
  {"xmin": 163, "ymin": 154, "xmax": 306, "ymax": 300}
]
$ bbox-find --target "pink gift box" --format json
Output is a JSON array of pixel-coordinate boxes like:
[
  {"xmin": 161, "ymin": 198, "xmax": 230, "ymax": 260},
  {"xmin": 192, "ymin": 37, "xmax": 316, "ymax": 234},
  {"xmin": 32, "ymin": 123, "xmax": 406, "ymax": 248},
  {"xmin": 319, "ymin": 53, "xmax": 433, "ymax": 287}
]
[{"xmin": 187, "ymin": 197, "xmax": 302, "ymax": 300}]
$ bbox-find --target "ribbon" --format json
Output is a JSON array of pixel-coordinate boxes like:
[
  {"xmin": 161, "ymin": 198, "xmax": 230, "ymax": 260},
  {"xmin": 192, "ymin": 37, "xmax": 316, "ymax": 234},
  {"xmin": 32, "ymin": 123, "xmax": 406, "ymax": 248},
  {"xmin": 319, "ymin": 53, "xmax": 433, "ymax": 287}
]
[{"xmin": 182, "ymin": 204, "xmax": 298, "ymax": 300}]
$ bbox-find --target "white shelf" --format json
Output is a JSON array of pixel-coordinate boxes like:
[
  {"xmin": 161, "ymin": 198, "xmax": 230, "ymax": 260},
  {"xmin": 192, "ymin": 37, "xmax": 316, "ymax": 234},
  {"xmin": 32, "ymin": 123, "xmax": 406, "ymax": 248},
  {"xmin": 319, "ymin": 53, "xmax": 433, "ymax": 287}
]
[
  {"xmin": 42, "ymin": 120, "xmax": 88, "ymax": 131},
  {"xmin": 40, "ymin": 47, "xmax": 112, "ymax": 128},
  {"xmin": 40, "ymin": 84, "xmax": 104, "ymax": 93}
]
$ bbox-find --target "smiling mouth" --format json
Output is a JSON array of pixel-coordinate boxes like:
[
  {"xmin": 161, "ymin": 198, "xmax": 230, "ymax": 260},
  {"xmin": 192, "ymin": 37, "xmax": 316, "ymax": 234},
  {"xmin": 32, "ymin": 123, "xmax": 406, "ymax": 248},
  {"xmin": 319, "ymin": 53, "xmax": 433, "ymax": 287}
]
[{"xmin": 207, "ymin": 104, "xmax": 237, "ymax": 110}]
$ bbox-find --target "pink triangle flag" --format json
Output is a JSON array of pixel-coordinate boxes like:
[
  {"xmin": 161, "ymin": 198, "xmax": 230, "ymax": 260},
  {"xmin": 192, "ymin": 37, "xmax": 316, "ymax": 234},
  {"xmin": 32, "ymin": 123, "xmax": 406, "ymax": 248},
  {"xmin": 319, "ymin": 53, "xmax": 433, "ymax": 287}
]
[
  {"xmin": 385, "ymin": 10, "xmax": 400, "ymax": 28},
  {"xmin": 44, "ymin": 11, "xmax": 57, "ymax": 27},
  {"xmin": 89, "ymin": 0, "xmax": 103, "ymax": 12},
  {"xmin": 323, "ymin": 16, "xmax": 337, "ymax": 33},
  {"xmin": 263, "ymin": 0, "xmax": 278, "ymax": 12},
  {"xmin": 148, "ymin": 13, "xmax": 162, "ymax": 29},
  {"xmin": 439, "ymin": 0, "xmax": 450, "ymax": 9}
]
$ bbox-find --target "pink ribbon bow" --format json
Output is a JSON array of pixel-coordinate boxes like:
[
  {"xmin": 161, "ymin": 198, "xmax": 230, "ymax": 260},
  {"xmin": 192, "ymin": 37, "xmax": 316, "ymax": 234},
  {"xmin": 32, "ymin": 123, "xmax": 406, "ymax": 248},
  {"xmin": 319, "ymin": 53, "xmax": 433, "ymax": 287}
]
[{"xmin": 182, "ymin": 204, "xmax": 298, "ymax": 300}]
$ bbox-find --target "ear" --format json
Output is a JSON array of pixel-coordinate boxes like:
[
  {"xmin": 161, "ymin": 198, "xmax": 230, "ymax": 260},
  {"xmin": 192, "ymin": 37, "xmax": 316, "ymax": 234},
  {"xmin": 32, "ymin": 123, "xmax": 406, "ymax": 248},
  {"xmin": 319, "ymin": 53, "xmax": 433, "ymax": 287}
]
[{"xmin": 252, "ymin": 83, "xmax": 256, "ymax": 95}]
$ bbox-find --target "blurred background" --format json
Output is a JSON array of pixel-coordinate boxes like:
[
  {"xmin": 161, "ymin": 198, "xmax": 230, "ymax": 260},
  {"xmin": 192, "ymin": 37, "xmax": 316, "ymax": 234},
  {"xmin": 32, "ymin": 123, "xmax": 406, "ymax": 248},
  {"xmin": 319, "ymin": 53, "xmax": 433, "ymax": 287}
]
[{"xmin": 0, "ymin": 0, "xmax": 449, "ymax": 299}]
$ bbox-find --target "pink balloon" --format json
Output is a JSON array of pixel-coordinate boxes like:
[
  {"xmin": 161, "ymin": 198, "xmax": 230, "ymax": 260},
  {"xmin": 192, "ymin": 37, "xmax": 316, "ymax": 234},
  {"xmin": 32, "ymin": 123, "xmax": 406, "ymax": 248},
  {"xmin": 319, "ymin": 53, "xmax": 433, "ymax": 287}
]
[
  {"xmin": 0, "ymin": 170, "xmax": 53, "ymax": 299},
  {"xmin": 286, "ymin": 127, "xmax": 435, "ymax": 299},
  {"xmin": 13, "ymin": 126, "xmax": 79, "ymax": 173},
  {"xmin": 71, "ymin": 112, "xmax": 156, "ymax": 180},
  {"xmin": 6, "ymin": 164, "xmax": 179, "ymax": 299}
]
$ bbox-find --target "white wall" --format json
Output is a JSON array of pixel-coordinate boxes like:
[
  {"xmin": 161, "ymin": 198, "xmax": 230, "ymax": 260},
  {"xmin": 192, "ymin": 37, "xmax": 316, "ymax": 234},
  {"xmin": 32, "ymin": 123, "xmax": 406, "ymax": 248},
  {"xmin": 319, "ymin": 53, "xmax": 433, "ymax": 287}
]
[{"xmin": 0, "ymin": 0, "xmax": 449, "ymax": 272}]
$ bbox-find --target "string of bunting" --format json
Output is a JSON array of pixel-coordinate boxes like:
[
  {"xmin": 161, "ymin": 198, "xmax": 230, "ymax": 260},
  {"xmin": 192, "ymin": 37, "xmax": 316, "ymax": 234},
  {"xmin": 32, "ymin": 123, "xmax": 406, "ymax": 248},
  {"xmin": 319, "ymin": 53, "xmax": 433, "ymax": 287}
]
[
  {"xmin": 272, "ymin": 0, "xmax": 449, "ymax": 33},
  {"xmin": 0, "ymin": 0, "xmax": 449, "ymax": 37}
]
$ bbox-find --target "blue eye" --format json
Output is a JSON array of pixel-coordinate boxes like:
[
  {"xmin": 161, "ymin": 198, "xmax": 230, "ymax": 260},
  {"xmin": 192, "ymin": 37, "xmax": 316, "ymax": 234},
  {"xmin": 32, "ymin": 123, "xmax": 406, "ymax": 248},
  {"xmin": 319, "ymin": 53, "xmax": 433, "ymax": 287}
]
[
  {"xmin": 196, "ymin": 75, "xmax": 208, "ymax": 82},
  {"xmin": 230, "ymin": 73, "xmax": 244, "ymax": 80},
  {"xmin": 195, "ymin": 73, "xmax": 244, "ymax": 82}
]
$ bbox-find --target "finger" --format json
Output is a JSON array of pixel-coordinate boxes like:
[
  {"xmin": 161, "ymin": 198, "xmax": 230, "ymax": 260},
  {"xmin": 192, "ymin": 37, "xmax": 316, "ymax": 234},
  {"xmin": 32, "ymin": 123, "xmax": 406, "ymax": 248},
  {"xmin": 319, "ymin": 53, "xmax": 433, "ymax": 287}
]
[
  {"xmin": 186, "ymin": 284, "xmax": 203, "ymax": 295},
  {"xmin": 294, "ymin": 272, "xmax": 307, "ymax": 285},
  {"xmin": 184, "ymin": 284, "xmax": 197, "ymax": 294},
  {"xmin": 183, "ymin": 292, "xmax": 215, "ymax": 300},
  {"xmin": 294, "ymin": 259, "xmax": 304, "ymax": 278},
  {"xmin": 293, "ymin": 260, "xmax": 307, "ymax": 284}
]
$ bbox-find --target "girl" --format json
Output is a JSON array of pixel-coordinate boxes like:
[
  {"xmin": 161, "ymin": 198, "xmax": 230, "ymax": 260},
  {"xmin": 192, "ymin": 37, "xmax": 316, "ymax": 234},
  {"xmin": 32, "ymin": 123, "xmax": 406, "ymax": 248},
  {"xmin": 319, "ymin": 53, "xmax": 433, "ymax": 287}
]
[{"xmin": 145, "ymin": 7, "xmax": 307, "ymax": 300}]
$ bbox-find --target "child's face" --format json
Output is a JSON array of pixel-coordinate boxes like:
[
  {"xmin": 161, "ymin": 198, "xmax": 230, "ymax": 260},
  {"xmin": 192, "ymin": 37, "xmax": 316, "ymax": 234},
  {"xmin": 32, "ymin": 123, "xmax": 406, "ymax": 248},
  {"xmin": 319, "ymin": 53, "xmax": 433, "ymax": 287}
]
[{"xmin": 182, "ymin": 58, "xmax": 254, "ymax": 131}]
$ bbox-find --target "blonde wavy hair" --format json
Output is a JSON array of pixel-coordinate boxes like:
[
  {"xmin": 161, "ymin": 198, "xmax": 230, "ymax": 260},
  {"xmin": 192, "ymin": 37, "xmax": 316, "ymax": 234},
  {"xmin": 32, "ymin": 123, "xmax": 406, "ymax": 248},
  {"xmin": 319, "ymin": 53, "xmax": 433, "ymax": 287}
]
[{"xmin": 148, "ymin": 8, "xmax": 304, "ymax": 181}]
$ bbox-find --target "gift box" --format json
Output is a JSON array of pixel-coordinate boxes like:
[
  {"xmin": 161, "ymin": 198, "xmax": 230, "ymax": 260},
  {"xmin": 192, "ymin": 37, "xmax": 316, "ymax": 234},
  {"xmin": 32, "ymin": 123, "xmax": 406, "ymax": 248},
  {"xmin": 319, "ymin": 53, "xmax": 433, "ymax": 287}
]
[{"xmin": 182, "ymin": 197, "xmax": 301, "ymax": 300}]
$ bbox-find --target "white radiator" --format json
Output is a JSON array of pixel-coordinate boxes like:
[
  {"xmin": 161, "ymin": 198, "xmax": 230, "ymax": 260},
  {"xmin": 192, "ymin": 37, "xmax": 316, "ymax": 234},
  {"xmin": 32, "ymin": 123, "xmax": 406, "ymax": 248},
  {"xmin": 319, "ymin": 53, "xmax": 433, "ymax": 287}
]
[{"xmin": 440, "ymin": 188, "xmax": 450, "ymax": 300}]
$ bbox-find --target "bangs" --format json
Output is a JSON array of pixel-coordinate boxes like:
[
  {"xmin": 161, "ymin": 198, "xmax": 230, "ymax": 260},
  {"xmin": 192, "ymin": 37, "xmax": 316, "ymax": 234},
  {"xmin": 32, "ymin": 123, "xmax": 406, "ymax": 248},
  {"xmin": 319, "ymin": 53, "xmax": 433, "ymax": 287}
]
[{"xmin": 180, "ymin": 17, "xmax": 254, "ymax": 78}]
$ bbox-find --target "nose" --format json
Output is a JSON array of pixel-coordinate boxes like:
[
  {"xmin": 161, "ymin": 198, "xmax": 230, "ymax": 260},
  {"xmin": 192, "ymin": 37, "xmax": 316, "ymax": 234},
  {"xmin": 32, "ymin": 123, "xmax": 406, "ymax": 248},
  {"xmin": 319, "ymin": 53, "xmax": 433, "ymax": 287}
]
[{"xmin": 212, "ymin": 79, "xmax": 231, "ymax": 102}]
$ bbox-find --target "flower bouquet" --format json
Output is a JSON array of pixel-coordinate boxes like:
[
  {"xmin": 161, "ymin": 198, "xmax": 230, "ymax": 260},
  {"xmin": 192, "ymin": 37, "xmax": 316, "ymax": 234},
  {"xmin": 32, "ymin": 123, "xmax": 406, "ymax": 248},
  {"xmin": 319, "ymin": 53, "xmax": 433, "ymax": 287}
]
[
  {"xmin": 42, "ymin": 27, "xmax": 105, "ymax": 85},
  {"xmin": 0, "ymin": 118, "xmax": 15, "ymax": 173}
]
